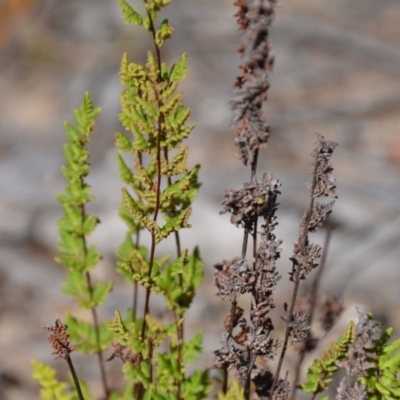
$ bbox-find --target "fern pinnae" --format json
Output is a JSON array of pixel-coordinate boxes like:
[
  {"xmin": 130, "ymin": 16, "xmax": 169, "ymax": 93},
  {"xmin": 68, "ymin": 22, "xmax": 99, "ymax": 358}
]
[
  {"xmin": 56, "ymin": 93, "xmax": 111, "ymax": 398},
  {"xmin": 300, "ymin": 321, "xmax": 356, "ymax": 397},
  {"xmin": 115, "ymin": 1, "xmax": 205, "ymax": 399},
  {"xmin": 31, "ymin": 2, "xmax": 400, "ymax": 400}
]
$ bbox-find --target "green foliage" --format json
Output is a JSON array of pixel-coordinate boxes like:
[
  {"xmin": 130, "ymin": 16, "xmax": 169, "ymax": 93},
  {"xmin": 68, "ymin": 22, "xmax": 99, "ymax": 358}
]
[
  {"xmin": 360, "ymin": 325, "xmax": 400, "ymax": 399},
  {"xmin": 32, "ymin": 361, "xmax": 74, "ymax": 400},
  {"xmin": 55, "ymin": 93, "xmax": 112, "ymax": 310},
  {"xmin": 111, "ymin": 0, "xmax": 207, "ymax": 396},
  {"xmin": 301, "ymin": 314, "xmax": 400, "ymax": 400},
  {"xmin": 55, "ymin": 92, "xmax": 112, "ymax": 309},
  {"xmin": 55, "ymin": 93, "xmax": 102, "ymax": 272},
  {"xmin": 33, "ymin": 1, "xmax": 207, "ymax": 398},
  {"xmin": 32, "ymin": 360, "xmax": 95, "ymax": 400},
  {"xmin": 156, "ymin": 247, "xmax": 203, "ymax": 313},
  {"xmin": 65, "ymin": 312, "xmax": 114, "ymax": 354},
  {"xmin": 300, "ymin": 321, "xmax": 356, "ymax": 395},
  {"xmin": 31, "ymin": 92, "xmax": 113, "ymax": 398},
  {"xmin": 32, "ymin": 1, "xmax": 400, "ymax": 400},
  {"xmin": 118, "ymin": 0, "xmax": 144, "ymax": 26}
]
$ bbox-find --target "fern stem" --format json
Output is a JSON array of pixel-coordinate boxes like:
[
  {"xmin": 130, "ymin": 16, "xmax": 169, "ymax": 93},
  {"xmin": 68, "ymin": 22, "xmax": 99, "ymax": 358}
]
[
  {"xmin": 140, "ymin": 2, "xmax": 164, "ymax": 340},
  {"xmin": 165, "ymin": 148, "xmax": 185, "ymax": 400},
  {"xmin": 142, "ymin": 7, "xmax": 185, "ymax": 398},
  {"xmin": 66, "ymin": 354, "xmax": 85, "ymax": 400},
  {"xmin": 133, "ymin": 152, "xmax": 143, "ymax": 316},
  {"xmin": 137, "ymin": 9, "xmax": 167, "ymax": 400},
  {"xmin": 79, "ymin": 202, "xmax": 110, "ymax": 398},
  {"xmin": 87, "ymin": 274, "xmax": 109, "ymax": 398}
]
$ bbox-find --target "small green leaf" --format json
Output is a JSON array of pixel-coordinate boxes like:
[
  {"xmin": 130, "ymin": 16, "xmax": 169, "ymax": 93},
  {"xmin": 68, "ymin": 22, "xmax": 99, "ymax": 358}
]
[
  {"xmin": 91, "ymin": 281, "xmax": 113, "ymax": 307},
  {"xmin": 84, "ymin": 245, "xmax": 102, "ymax": 270},
  {"xmin": 160, "ymin": 207, "xmax": 191, "ymax": 239},
  {"xmin": 161, "ymin": 62, "xmax": 169, "ymax": 80},
  {"xmin": 155, "ymin": 19, "xmax": 173, "ymax": 47},
  {"xmin": 82, "ymin": 215, "xmax": 99, "ymax": 236},
  {"xmin": 65, "ymin": 313, "xmax": 114, "ymax": 354},
  {"xmin": 118, "ymin": 0, "xmax": 143, "ymax": 25},
  {"xmin": 181, "ymin": 369, "xmax": 209, "ymax": 397},
  {"xmin": 115, "ymin": 132, "xmax": 133, "ymax": 152},
  {"xmin": 375, "ymin": 381, "xmax": 391, "ymax": 396},
  {"xmin": 107, "ymin": 310, "xmax": 128, "ymax": 338},
  {"xmin": 169, "ymin": 53, "xmax": 187, "ymax": 82},
  {"xmin": 184, "ymin": 246, "xmax": 204, "ymax": 290},
  {"xmin": 62, "ymin": 270, "xmax": 87, "ymax": 299},
  {"xmin": 116, "ymin": 154, "xmax": 134, "ymax": 185},
  {"xmin": 161, "ymin": 146, "xmax": 188, "ymax": 176},
  {"xmin": 183, "ymin": 331, "xmax": 203, "ymax": 363}
]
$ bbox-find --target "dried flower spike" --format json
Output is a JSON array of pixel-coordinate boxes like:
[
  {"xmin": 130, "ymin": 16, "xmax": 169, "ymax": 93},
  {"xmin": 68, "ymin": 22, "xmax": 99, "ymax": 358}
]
[
  {"xmin": 231, "ymin": 0, "xmax": 277, "ymax": 166},
  {"xmin": 43, "ymin": 319, "xmax": 74, "ymax": 360},
  {"xmin": 310, "ymin": 133, "xmax": 338, "ymax": 199}
]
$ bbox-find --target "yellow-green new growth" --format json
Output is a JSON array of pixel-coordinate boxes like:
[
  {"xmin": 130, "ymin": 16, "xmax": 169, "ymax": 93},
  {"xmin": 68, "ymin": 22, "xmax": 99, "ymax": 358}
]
[
  {"xmin": 32, "ymin": 361, "xmax": 74, "ymax": 400},
  {"xmin": 300, "ymin": 321, "xmax": 356, "ymax": 395},
  {"xmin": 32, "ymin": 361, "xmax": 93, "ymax": 400},
  {"xmin": 113, "ymin": 2, "xmax": 206, "ymax": 399},
  {"xmin": 51, "ymin": 92, "xmax": 112, "ymax": 398}
]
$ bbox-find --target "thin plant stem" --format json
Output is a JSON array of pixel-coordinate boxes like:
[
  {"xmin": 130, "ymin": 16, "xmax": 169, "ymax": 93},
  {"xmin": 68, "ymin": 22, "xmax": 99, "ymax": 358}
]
[
  {"xmin": 243, "ymin": 214, "xmax": 259, "ymax": 399},
  {"xmin": 164, "ymin": 145, "xmax": 184, "ymax": 400},
  {"xmin": 80, "ymin": 202, "xmax": 109, "ymax": 398},
  {"xmin": 270, "ymin": 158, "xmax": 319, "ymax": 398},
  {"xmin": 244, "ymin": 353, "xmax": 257, "ymax": 399},
  {"xmin": 133, "ymin": 152, "xmax": 143, "ymax": 316},
  {"xmin": 139, "ymin": 0, "xmax": 164, "ymax": 347},
  {"xmin": 87, "ymin": 282, "xmax": 109, "ymax": 398},
  {"xmin": 66, "ymin": 354, "xmax": 85, "ymax": 400},
  {"xmin": 290, "ymin": 225, "xmax": 333, "ymax": 400},
  {"xmin": 136, "ymin": 83, "xmax": 162, "ymax": 400},
  {"xmin": 222, "ymin": 300, "xmax": 238, "ymax": 393},
  {"xmin": 251, "ymin": 148, "xmax": 259, "ymax": 181},
  {"xmin": 222, "ymin": 227, "xmax": 250, "ymax": 394},
  {"xmin": 308, "ymin": 224, "xmax": 332, "ymax": 325},
  {"xmin": 137, "ymin": 6, "xmax": 185, "ymax": 399}
]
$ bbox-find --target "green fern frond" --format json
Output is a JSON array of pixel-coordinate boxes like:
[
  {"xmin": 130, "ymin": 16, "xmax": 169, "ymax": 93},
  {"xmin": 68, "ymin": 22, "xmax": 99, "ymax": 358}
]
[
  {"xmin": 32, "ymin": 360, "xmax": 74, "ymax": 400},
  {"xmin": 300, "ymin": 321, "xmax": 356, "ymax": 395},
  {"xmin": 361, "ymin": 324, "xmax": 400, "ymax": 399}
]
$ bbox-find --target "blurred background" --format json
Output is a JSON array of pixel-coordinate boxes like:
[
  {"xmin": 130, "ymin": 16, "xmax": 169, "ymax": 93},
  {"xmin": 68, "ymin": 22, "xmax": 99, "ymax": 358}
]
[{"xmin": 1, "ymin": 0, "xmax": 400, "ymax": 398}]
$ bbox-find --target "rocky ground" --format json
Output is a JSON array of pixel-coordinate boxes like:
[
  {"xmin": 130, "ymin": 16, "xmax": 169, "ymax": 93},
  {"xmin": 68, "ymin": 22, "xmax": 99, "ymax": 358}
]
[{"xmin": 1, "ymin": 0, "xmax": 400, "ymax": 398}]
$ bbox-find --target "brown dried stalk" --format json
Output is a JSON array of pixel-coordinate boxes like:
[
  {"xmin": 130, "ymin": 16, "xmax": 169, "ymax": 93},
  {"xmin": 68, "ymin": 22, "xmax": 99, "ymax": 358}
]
[
  {"xmin": 336, "ymin": 309, "xmax": 381, "ymax": 400},
  {"xmin": 213, "ymin": 1, "xmax": 339, "ymax": 398},
  {"xmin": 213, "ymin": 0, "xmax": 281, "ymax": 397},
  {"xmin": 43, "ymin": 319, "xmax": 84, "ymax": 400},
  {"xmin": 290, "ymin": 224, "xmax": 342, "ymax": 399},
  {"xmin": 270, "ymin": 134, "xmax": 338, "ymax": 398}
]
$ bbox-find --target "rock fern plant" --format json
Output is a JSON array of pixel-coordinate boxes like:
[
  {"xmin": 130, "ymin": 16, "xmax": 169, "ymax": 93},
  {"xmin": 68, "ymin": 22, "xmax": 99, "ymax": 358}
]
[
  {"xmin": 31, "ymin": 0, "xmax": 400, "ymax": 399},
  {"xmin": 32, "ymin": 0, "xmax": 206, "ymax": 399}
]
